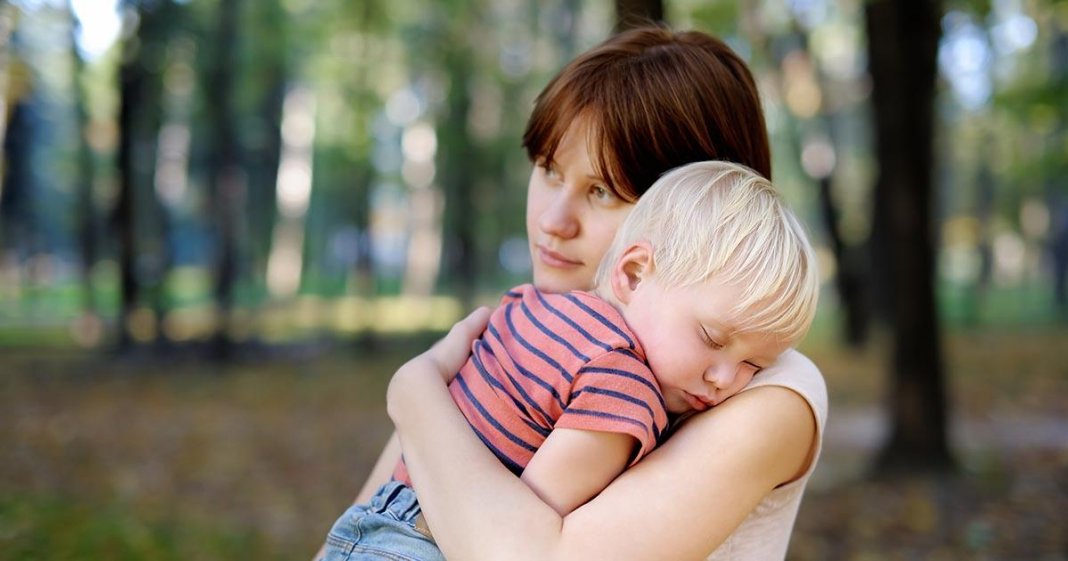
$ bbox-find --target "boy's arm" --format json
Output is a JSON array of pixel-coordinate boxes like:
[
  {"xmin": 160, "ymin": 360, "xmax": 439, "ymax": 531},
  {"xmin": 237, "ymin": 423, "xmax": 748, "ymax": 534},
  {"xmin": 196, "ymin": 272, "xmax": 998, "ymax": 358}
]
[
  {"xmin": 520, "ymin": 345, "xmax": 663, "ymax": 516},
  {"xmin": 520, "ymin": 428, "xmax": 637, "ymax": 516}
]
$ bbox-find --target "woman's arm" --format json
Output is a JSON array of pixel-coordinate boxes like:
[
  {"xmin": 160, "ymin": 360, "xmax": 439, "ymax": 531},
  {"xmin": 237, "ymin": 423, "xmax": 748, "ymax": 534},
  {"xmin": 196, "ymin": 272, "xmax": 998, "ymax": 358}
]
[
  {"xmin": 389, "ymin": 344, "xmax": 817, "ymax": 561},
  {"xmin": 312, "ymin": 309, "xmax": 493, "ymax": 561},
  {"xmin": 353, "ymin": 432, "xmax": 402, "ymax": 504},
  {"xmin": 311, "ymin": 435, "xmax": 401, "ymax": 561},
  {"xmin": 356, "ymin": 309, "xmax": 497, "ymax": 504}
]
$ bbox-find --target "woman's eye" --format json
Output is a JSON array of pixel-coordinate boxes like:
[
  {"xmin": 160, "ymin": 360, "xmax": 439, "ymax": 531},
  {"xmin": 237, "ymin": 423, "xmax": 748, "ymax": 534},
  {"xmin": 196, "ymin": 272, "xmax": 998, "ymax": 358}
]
[
  {"xmin": 543, "ymin": 163, "xmax": 561, "ymax": 181},
  {"xmin": 590, "ymin": 185, "xmax": 615, "ymax": 201}
]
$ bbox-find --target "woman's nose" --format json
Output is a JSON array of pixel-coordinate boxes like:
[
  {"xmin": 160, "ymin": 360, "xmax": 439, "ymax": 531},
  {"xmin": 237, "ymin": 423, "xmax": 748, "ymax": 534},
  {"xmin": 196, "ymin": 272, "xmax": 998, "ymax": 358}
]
[{"xmin": 538, "ymin": 192, "xmax": 580, "ymax": 239}]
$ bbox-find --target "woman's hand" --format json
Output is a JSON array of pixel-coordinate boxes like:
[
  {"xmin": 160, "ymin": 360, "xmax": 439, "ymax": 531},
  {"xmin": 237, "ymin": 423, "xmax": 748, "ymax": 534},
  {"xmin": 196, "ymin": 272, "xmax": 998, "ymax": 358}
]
[
  {"xmin": 424, "ymin": 306, "xmax": 493, "ymax": 381},
  {"xmin": 387, "ymin": 307, "xmax": 492, "ymax": 422}
]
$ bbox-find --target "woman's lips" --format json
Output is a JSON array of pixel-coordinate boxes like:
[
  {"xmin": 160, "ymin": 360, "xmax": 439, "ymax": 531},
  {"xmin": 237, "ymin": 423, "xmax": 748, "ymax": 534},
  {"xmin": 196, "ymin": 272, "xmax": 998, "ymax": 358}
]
[{"xmin": 535, "ymin": 245, "xmax": 583, "ymax": 269}]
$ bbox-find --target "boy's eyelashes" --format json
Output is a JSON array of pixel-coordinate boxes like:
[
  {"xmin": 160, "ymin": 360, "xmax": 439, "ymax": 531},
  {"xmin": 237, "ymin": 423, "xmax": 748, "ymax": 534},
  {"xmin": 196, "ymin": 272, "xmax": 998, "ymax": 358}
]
[{"xmin": 700, "ymin": 327, "xmax": 725, "ymax": 350}]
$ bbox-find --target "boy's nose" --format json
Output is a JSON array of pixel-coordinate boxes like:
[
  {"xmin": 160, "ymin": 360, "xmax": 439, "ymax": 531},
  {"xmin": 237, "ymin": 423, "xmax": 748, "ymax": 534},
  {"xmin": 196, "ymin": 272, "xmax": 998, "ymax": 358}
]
[{"xmin": 704, "ymin": 363, "xmax": 737, "ymax": 389}]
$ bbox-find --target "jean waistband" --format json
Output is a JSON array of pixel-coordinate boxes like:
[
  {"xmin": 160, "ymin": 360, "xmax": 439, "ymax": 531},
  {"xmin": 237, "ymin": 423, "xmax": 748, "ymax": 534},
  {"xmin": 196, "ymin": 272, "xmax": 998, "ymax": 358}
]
[{"xmin": 370, "ymin": 480, "xmax": 422, "ymax": 523}]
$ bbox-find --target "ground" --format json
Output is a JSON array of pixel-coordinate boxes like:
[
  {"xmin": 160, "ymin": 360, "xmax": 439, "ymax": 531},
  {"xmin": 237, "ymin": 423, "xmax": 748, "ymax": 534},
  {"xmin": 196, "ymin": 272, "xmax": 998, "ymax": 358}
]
[{"xmin": 0, "ymin": 328, "xmax": 1065, "ymax": 560}]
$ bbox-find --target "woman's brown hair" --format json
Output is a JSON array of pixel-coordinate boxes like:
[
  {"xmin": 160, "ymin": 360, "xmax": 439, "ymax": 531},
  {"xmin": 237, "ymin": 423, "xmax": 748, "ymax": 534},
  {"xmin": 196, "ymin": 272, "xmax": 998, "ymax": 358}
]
[{"xmin": 523, "ymin": 26, "xmax": 771, "ymax": 201}]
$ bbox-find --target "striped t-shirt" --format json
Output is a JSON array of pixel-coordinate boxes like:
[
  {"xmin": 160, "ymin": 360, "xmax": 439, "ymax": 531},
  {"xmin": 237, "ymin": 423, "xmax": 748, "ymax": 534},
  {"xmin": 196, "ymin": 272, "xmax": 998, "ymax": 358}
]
[{"xmin": 393, "ymin": 284, "xmax": 668, "ymax": 486}]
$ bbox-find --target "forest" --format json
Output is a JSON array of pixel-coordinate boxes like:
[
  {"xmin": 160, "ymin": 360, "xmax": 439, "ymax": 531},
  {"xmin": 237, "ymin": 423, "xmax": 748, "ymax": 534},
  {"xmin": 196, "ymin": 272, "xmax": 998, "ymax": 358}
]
[{"xmin": 1, "ymin": 0, "xmax": 1066, "ymax": 559}]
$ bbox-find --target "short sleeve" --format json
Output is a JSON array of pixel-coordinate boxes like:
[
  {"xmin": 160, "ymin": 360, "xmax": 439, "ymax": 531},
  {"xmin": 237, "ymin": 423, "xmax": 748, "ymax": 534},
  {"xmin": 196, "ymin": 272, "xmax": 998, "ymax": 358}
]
[{"xmin": 556, "ymin": 348, "xmax": 669, "ymax": 463}]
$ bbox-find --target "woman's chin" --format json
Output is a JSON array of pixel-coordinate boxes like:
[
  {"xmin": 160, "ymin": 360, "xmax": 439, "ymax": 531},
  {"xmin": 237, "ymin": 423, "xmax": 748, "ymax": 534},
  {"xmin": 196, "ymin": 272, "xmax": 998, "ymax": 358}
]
[{"xmin": 532, "ymin": 270, "xmax": 592, "ymax": 294}]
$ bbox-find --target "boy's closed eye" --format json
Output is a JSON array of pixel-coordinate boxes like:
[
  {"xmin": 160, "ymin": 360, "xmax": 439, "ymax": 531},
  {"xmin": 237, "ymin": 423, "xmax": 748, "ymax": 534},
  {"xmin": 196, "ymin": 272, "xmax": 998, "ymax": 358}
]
[{"xmin": 700, "ymin": 326, "xmax": 725, "ymax": 350}]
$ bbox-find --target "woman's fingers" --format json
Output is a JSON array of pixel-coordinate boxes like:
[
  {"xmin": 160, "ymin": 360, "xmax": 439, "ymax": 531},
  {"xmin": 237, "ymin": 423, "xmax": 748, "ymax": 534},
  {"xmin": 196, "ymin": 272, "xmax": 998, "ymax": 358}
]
[{"xmin": 427, "ymin": 306, "xmax": 493, "ymax": 380}]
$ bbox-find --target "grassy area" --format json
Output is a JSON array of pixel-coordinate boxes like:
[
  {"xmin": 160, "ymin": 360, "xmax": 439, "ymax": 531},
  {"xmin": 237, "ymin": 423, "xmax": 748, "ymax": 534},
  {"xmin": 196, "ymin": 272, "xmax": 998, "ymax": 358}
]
[
  {"xmin": 0, "ymin": 327, "xmax": 1066, "ymax": 560},
  {"xmin": 0, "ymin": 493, "xmax": 271, "ymax": 561},
  {"xmin": 0, "ymin": 344, "xmax": 407, "ymax": 561}
]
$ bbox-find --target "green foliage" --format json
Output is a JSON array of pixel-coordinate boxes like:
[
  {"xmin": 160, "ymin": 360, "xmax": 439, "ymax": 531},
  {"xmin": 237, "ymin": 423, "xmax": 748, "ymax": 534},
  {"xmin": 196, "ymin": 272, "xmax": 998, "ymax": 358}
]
[
  {"xmin": 677, "ymin": 0, "xmax": 740, "ymax": 37},
  {"xmin": 993, "ymin": 74, "xmax": 1068, "ymax": 192},
  {"xmin": 6, "ymin": 0, "xmax": 1066, "ymax": 344},
  {"xmin": 946, "ymin": 0, "xmax": 992, "ymax": 18}
]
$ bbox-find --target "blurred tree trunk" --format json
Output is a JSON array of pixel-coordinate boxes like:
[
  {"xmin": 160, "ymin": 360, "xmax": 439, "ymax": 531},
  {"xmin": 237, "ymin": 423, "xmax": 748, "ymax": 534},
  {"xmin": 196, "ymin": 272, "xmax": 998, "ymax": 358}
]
[
  {"xmin": 555, "ymin": 0, "xmax": 582, "ymax": 58},
  {"xmin": 349, "ymin": 164, "xmax": 376, "ymax": 348},
  {"xmin": 247, "ymin": 0, "xmax": 286, "ymax": 305},
  {"xmin": 206, "ymin": 0, "xmax": 243, "ymax": 358},
  {"xmin": 614, "ymin": 0, "xmax": 664, "ymax": 32},
  {"xmin": 1, "ymin": 98, "xmax": 34, "ymax": 272},
  {"xmin": 349, "ymin": 2, "xmax": 381, "ymax": 348},
  {"xmin": 1049, "ymin": 24, "xmax": 1068, "ymax": 321},
  {"xmin": 69, "ymin": 2, "xmax": 99, "ymax": 322},
  {"xmin": 0, "ymin": 23, "xmax": 32, "ymax": 275},
  {"xmin": 437, "ymin": 21, "xmax": 477, "ymax": 309},
  {"xmin": 802, "ymin": 20, "xmax": 871, "ymax": 347},
  {"xmin": 0, "ymin": 2, "xmax": 16, "ymax": 153},
  {"xmin": 116, "ymin": 0, "xmax": 171, "ymax": 350},
  {"xmin": 866, "ymin": 0, "xmax": 954, "ymax": 473},
  {"xmin": 814, "ymin": 141, "xmax": 871, "ymax": 347},
  {"xmin": 967, "ymin": 138, "xmax": 995, "ymax": 326},
  {"xmin": 772, "ymin": 21, "xmax": 871, "ymax": 348},
  {"xmin": 116, "ymin": 6, "xmax": 147, "ymax": 350},
  {"xmin": 1052, "ymin": 193, "xmax": 1068, "ymax": 321}
]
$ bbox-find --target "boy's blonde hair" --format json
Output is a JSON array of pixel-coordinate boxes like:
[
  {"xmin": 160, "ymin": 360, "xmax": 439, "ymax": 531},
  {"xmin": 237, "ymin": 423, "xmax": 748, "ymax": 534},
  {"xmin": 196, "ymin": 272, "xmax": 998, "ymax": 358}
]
[{"xmin": 595, "ymin": 160, "xmax": 820, "ymax": 345}]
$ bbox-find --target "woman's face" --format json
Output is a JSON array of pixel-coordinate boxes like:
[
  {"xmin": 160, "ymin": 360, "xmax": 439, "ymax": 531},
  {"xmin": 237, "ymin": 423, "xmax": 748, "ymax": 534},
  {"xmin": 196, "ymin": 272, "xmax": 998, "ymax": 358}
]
[{"xmin": 526, "ymin": 121, "xmax": 635, "ymax": 293}]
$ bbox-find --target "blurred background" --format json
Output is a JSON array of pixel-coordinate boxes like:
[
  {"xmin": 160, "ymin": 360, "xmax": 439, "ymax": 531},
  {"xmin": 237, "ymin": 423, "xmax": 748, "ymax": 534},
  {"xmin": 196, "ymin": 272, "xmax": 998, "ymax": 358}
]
[{"xmin": 0, "ymin": 0, "xmax": 1065, "ymax": 559}]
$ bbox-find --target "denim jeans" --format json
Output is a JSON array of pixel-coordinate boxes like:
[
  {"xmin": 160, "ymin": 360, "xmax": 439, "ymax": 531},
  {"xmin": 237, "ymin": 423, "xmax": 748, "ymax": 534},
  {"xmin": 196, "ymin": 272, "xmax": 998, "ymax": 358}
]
[{"xmin": 319, "ymin": 481, "xmax": 444, "ymax": 561}]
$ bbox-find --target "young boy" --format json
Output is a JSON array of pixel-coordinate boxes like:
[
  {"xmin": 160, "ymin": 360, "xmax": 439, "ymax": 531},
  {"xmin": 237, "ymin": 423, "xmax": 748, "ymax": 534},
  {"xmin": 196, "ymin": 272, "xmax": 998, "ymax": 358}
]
[{"xmin": 319, "ymin": 160, "xmax": 820, "ymax": 561}]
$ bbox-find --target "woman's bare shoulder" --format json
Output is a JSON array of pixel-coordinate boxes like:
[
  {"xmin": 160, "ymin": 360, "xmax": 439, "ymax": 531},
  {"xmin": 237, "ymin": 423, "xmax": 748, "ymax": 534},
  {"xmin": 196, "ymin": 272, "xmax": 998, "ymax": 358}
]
[
  {"xmin": 727, "ymin": 348, "xmax": 828, "ymax": 426},
  {"xmin": 679, "ymin": 348, "xmax": 824, "ymax": 428},
  {"xmin": 758, "ymin": 348, "xmax": 824, "ymax": 382},
  {"xmin": 661, "ymin": 349, "xmax": 825, "ymax": 486}
]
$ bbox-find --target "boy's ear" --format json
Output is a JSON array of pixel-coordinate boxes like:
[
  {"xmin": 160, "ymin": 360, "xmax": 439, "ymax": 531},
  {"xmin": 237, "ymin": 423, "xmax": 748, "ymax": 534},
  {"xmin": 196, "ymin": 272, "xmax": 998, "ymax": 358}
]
[{"xmin": 610, "ymin": 242, "xmax": 654, "ymax": 305}]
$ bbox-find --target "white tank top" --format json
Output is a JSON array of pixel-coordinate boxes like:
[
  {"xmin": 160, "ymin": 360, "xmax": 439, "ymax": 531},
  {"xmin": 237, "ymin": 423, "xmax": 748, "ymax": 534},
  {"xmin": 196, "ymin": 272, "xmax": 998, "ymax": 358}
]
[{"xmin": 706, "ymin": 349, "xmax": 828, "ymax": 561}]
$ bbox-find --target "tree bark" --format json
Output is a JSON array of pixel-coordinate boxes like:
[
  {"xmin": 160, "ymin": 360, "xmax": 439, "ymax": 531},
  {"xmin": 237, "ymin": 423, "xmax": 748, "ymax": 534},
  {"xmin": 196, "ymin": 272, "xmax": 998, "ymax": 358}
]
[
  {"xmin": 437, "ymin": 29, "xmax": 477, "ymax": 309},
  {"xmin": 115, "ymin": 0, "xmax": 172, "ymax": 350},
  {"xmin": 1, "ymin": 99, "xmax": 34, "ymax": 271},
  {"xmin": 866, "ymin": 0, "xmax": 954, "ymax": 473},
  {"xmin": 816, "ymin": 173, "xmax": 870, "ymax": 346},
  {"xmin": 69, "ymin": 2, "xmax": 99, "ymax": 322},
  {"xmin": 247, "ymin": 0, "xmax": 286, "ymax": 305},
  {"xmin": 1048, "ymin": 24, "xmax": 1068, "ymax": 321},
  {"xmin": 349, "ymin": 3, "xmax": 378, "ymax": 349},
  {"xmin": 206, "ymin": 0, "xmax": 243, "ymax": 358},
  {"xmin": 0, "ymin": 2, "xmax": 16, "ymax": 154},
  {"xmin": 116, "ymin": 8, "xmax": 147, "ymax": 350}
]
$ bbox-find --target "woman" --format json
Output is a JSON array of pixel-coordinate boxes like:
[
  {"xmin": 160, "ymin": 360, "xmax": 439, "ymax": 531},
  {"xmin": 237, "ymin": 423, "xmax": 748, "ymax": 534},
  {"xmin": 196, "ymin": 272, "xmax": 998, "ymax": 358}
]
[{"xmin": 339, "ymin": 26, "xmax": 825, "ymax": 561}]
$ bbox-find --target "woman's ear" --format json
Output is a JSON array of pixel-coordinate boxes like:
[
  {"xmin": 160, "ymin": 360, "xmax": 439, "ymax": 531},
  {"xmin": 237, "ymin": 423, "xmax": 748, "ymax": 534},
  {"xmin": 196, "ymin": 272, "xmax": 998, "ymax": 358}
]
[{"xmin": 610, "ymin": 242, "xmax": 654, "ymax": 305}]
